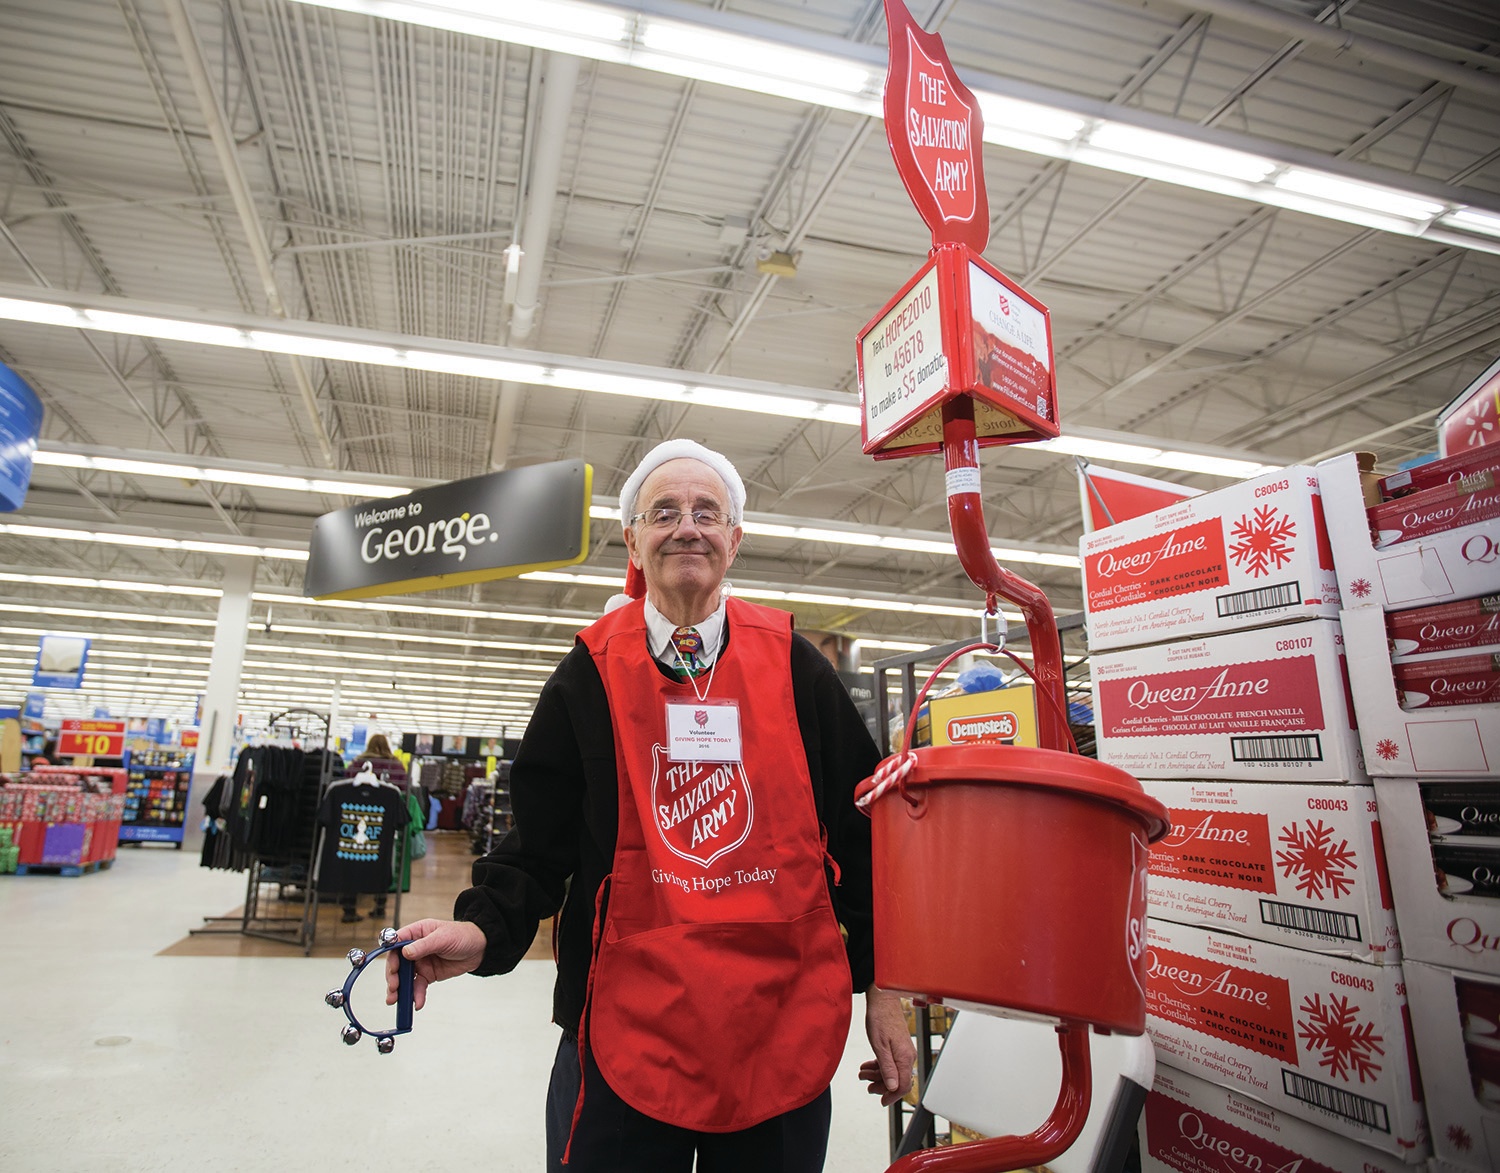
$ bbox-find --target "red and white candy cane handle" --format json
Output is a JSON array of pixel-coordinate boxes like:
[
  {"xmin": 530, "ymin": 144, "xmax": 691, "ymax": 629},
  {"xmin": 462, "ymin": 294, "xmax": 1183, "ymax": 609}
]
[{"xmin": 941, "ymin": 397, "xmax": 1069, "ymax": 752}]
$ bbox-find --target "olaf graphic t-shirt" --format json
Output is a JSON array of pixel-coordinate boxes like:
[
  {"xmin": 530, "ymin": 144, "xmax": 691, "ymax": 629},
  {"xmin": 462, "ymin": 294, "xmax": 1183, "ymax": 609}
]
[{"xmin": 316, "ymin": 779, "xmax": 409, "ymax": 893}]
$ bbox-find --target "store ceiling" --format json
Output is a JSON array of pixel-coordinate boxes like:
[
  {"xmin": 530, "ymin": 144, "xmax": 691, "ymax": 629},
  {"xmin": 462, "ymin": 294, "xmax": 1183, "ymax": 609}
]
[{"xmin": 1, "ymin": 0, "xmax": 1499, "ymax": 733}]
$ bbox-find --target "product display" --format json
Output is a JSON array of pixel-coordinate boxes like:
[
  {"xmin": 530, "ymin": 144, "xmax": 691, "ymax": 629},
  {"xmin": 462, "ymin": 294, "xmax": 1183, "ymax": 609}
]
[
  {"xmin": 1378, "ymin": 444, "xmax": 1500, "ymax": 500},
  {"xmin": 1139, "ymin": 1064, "xmax": 1413, "ymax": 1173},
  {"xmin": 1091, "ymin": 618, "xmax": 1364, "ymax": 782},
  {"xmin": 1403, "ymin": 959, "xmax": 1500, "ymax": 1173},
  {"xmin": 1393, "ymin": 652, "xmax": 1500, "ymax": 710},
  {"xmin": 1080, "ymin": 465, "xmax": 1338, "ymax": 651},
  {"xmin": 1368, "ymin": 469, "xmax": 1500, "ymax": 546},
  {"xmin": 120, "ymin": 745, "xmax": 194, "ymax": 844},
  {"xmin": 1374, "ymin": 778, "xmax": 1500, "ymax": 977},
  {"xmin": 1142, "ymin": 918, "xmax": 1426, "ymax": 1158},
  {"xmin": 1387, "ymin": 595, "xmax": 1500, "ymax": 659},
  {"xmin": 1141, "ymin": 780, "xmax": 1399, "ymax": 963},
  {"xmin": 1344, "ymin": 606, "xmax": 1500, "ymax": 778},
  {"xmin": 0, "ymin": 768, "xmax": 126, "ymax": 874},
  {"xmin": 1321, "ymin": 451, "xmax": 1500, "ymax": 612}
]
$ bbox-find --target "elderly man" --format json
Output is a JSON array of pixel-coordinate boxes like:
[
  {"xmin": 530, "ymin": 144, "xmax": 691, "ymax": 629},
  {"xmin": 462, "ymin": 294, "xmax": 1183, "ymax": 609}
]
[{"xmin": 392, "ymin": 438, "xmax": 912, "ymax": 1172}]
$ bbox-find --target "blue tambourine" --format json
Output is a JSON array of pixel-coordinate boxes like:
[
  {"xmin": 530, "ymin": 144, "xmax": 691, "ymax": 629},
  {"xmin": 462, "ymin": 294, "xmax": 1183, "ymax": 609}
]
[{"xmin": 324, "ymin": 927, "xmax": 414, "ymax": 1054}]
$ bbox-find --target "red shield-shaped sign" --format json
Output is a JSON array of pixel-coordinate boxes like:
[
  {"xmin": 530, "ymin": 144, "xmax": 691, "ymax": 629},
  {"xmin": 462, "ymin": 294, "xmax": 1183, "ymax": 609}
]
[
  {"xmin": 694, "ymin": 709, "xmax": 709, "ymax": 728},
  {"xmin": 649, "ymin": 744, "xmax": 754, "ymax": 868},
  {"xmin": 882, "ymin": 0, "xmax": 989, "ymax": 252}
]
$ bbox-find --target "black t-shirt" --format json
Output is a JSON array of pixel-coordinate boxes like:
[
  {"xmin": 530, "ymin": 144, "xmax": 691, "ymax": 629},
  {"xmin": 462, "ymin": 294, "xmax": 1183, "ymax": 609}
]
[{"xmin": 317, "ymin": 781, "xmax": 410, "ymax": 894}]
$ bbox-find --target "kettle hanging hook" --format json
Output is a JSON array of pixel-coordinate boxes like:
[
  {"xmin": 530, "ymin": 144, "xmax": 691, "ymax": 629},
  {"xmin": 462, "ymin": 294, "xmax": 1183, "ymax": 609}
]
[{"xmin": 980, "ymin": 602, "xmax": 1006, "ymax": 651}]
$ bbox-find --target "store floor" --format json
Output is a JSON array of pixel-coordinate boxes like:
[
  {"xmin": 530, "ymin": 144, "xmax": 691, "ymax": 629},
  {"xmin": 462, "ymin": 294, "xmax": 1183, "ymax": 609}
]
[{"xmin": 0, "ymin": 834, "xmax": 895, "ymax": 1172}]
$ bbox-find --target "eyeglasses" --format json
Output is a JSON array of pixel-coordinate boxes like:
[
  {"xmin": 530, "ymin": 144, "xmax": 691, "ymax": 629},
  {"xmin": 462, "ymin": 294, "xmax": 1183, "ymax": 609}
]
[{"xmin": 629, "ymin": 507, "xmax": 734, "ymax": 530}]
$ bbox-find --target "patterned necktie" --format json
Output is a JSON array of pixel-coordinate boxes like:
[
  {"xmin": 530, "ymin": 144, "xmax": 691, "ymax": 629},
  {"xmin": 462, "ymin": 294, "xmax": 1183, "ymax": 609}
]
[{"xmin": 670, "ymin": 626, "xmax": 707, "ymax": 678}]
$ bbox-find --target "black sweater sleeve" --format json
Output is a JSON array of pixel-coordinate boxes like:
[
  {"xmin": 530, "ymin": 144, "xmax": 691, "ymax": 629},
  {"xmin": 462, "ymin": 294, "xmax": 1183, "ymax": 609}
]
[
  {"xmin": 788, "ymin": 633, "xmax": 884, "ymax": 993},
  {"xmin": 453, "ymin": 644, "xmax": 614, "ymax": 978}
]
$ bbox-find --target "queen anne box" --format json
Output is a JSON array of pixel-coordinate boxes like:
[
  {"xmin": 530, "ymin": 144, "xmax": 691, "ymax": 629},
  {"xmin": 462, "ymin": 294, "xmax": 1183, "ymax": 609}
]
[
  {"xmin": 1143, "ymin": 919, "xmax": 1427, "ymax": 1160},
  {"xmin": 1140, "ymin": 1064, "xmax": 1415, "ymax": 1173},
  {"xmin": 1091, "ymin": 619, "xmax": 1365, "ymax": 782},
  {"xmin": 1080, "ymin": 466, "xmax": 1339, "ymax": 652},
  {"xmin": 1141, "ymin": 780, "xmax": 1399, "ymax": 962}
]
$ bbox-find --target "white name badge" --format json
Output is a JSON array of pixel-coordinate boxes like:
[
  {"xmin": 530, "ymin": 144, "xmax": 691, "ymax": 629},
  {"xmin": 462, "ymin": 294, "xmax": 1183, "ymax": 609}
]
[{"xmin": 665, "ymin": 699, "xmax": 743, "ymax": 763}]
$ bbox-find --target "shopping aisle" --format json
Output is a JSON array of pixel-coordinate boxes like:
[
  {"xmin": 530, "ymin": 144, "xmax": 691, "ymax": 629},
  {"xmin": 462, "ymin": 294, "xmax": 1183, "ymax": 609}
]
[{"xmin": 0, "ymin": 848, "xmax": 894, "ymax": 1172}]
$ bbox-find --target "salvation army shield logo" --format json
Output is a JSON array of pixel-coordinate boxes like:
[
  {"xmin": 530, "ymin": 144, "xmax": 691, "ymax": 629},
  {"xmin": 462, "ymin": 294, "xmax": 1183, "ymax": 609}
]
[
  {"xmin": 650, "ymin": 744, "xmax": 753, "ymax": 868},
  {"xmin": 694, "ymin": 709, "xmax": 709, "ymax": 728},
  {"xmin": 903, "ymin": 29, "xmax": 978, "ymax": 227}
]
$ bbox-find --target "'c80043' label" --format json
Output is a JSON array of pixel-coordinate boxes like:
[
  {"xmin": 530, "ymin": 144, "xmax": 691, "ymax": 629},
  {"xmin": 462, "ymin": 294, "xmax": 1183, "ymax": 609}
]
[{"xmin": 1086, "ymin": 519, "xmax": 1229, "ymax": 613}]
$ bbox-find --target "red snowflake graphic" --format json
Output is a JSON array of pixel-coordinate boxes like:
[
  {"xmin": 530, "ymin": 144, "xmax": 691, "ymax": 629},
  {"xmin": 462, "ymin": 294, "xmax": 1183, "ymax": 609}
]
[
  {"xmin": 1277, "ymin": 820, "xmax": 1358, "ymax": 900},
  {"xmin": 1349, "ymin": 578, "xmax": 1372, "ymax": 599},
  {"xmin": 1298, "ymin": 993, "xmax": 1384, "ymax": 1082},
  {"xmin": 1229, "ymin": 506, "xmax": 1297, "ymax": 578},
  {"xmin": 1375, "ymin": 738, "xmax": 1401, "ymax": 761},
  {"xmin": 1448, "ymin": 1123, "xmax": 1473, "ymax": 1152}
]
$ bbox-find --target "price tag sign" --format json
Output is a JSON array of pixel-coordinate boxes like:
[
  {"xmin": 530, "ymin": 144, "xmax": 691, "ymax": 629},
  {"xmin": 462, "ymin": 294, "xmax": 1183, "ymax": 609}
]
[{"xmin": 57, "ymin": 718, "xmax": 126, "ymax": 757}]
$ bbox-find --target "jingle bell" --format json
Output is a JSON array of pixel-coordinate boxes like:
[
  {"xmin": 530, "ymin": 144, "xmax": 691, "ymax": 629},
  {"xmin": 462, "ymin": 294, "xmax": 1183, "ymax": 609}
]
[
  {"xmin": 347, "ymin": 948, "xmax": 366, "ymax": 967},
  {"xmin": 324, "ymin": 989, "xmax": 345, "ymax": 1008},
  {"xmin": 342, "ymin": 1025, "xmax": 362, "ymax": 1045},
  {"xmin": 377, "ymin": 1036, "xmax": 396, "ymax": 1054},
  {"xmin": 378, "ymin": 927, "xmax": 398, "ymax": 947}
]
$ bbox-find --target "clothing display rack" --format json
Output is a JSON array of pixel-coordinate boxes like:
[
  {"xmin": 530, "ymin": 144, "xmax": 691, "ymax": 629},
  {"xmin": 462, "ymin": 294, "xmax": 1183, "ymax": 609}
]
[
  {"xmin": 463, "ymin": 761, "xmax": 513, "ymax": 855},
  {"xmin": 191, "ymin": 708, "xmax": 337, "ymax": 954}
]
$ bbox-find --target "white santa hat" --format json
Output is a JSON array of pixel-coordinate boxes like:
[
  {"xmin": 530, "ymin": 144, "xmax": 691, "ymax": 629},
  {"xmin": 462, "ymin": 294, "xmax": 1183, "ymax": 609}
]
[
  {"xmin": 604, "ymin": 439, "xmax": 746, "ymax": 613},
  {"xmin": 617, "ymin": 438, "xmax": 746, "ymax": 528}
]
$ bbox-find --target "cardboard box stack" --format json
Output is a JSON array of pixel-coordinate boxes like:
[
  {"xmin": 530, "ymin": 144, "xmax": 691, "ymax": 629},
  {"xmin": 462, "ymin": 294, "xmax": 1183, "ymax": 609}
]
[
  {"xmin": 1082, "ymin": 468, "xmax": 1431, "ymax": 1166},
  {"xmin": 1318, "ymin": 428, "xmax": 1500, "ymax": 1173}
]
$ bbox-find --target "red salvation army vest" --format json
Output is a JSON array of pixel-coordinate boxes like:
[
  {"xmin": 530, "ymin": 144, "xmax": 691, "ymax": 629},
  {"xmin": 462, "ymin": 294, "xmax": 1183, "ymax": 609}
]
[{"xmin": 576, "ymin": 596, "xmax": 853, "ymax": 1132}]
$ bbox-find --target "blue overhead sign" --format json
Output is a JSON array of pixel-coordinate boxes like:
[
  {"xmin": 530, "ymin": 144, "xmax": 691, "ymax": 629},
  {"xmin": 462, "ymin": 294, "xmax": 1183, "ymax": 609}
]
[
  {"xmin": 0, "ymin": 361, "xmax": 43, "ymax": 513},
  {"xmin": 34, "ymin": 634, "xmax": 90, "ymax": 689}
]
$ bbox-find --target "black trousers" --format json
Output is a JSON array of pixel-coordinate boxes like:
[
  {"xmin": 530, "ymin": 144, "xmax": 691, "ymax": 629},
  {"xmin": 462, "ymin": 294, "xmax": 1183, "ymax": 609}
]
[{"xmin": 545, "ymin": 1035, "xmax": 833, "ymax": 1172}]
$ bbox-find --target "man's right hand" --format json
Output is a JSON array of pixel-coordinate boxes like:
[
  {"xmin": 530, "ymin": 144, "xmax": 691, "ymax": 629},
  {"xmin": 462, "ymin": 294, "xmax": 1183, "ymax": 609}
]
[{"xmin": 385, "ymin": 918, "xmax": 488, "ymax": 1010}]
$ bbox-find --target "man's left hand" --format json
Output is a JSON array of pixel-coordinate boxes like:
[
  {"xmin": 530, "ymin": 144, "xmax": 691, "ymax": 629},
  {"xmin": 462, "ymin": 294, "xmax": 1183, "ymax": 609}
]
[{"xmin": 859, "ymin": 985, "xmax": 917, "ymax": 1108}]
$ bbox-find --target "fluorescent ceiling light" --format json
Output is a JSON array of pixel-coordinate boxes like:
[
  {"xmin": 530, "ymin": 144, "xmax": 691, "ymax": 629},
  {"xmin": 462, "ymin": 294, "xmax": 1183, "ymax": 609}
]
[
  {"xmin": 1272, "ymin": 169, "xmax": 1446, "ymax": 222},
  {"xmin": 1152, "ymin": 450, "xmax": 1275, "ymax": 478},
  {"xmin": 1440, "ymin": 208, "xmax": 1500, "ymax": 239},
  {"xmin": 278, "ymin": 0, "xmax": 1500, "ymax": 255},
  {"xmin": 638, "ymin": 20, "xmax": 875, "ymax": 107},
  {"xmin": 975, "ymin": 93, "xmax": 1085, "ymax": 143},
  {"xmin": 0, "ymin": 601, "xmax": 215, "ymax": 626},
  {"xmin": 1088, "ymin": 124, "xmax": 1275, "ymax": 183},
  {"xmin": 32, "ymin": 450, "xmax": 408, "ymax": 498},
  {"xmin": 3, "ymin": 289, "xmax": 1279, "ymax": 478},
  {"xmin": 0, "ymin": 521, "xmax": 307, "ymax": 561}
]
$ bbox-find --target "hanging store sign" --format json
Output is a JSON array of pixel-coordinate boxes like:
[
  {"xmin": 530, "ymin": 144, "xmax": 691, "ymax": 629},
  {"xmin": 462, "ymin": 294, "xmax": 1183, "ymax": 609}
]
[
  {"xmin": 33, "ymin": 633, "xmax": 90, "ymax": 689},
  {"xmin": 23, "ymin": 692, "xmax": 46, "ymax": 721},
  {"xmin": 57, "ymin": 718, "xmax": 125, "ymax": 758},
  {"xmin": 858, "ymin": 0, "xmax": 1058, "ymax": 460},
  {"xmin": 0, "ymin": 360, "xmax": 43, "ymax": 513},
  {"xmin": 303, "ymin": 459, "xmax": 593, "ymax": 600}
]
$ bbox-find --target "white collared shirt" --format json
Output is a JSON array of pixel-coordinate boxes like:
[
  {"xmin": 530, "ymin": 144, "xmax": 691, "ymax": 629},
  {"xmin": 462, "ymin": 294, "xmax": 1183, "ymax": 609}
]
[{"xmin": 644, "ymin": 597, "xmax": 726, "ymax": 673}]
